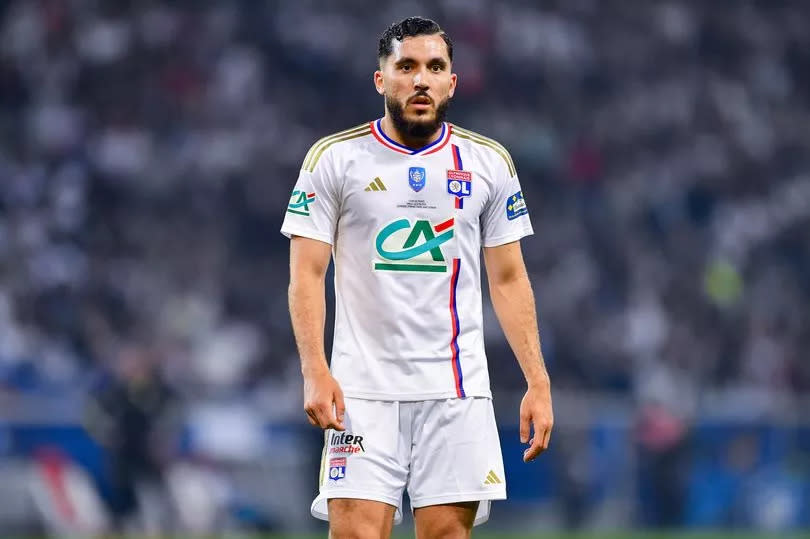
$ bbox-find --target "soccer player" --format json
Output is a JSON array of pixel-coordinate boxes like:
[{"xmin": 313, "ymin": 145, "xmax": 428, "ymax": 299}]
[{"xmin": 282, "ymin": 16, "xmax": 553, "ymax": 539}]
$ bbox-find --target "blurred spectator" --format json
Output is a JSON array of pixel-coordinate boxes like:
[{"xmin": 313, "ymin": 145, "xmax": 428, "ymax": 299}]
[{"xmin": 83, "ymin": 344, "xmax": 177, "ymax": 534}]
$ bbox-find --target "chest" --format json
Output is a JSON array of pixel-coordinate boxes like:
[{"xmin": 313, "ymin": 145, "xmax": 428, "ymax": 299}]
[{"xmin": 339, "ymin": 151, "xmax": 492, "ymax": 232}]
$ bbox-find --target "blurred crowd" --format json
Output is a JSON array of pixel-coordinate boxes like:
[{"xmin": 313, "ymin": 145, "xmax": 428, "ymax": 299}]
[
  {"xmin": 2, "ymin": 0, "xmax": 810, "ymax": 533},
  {"xmin": 1, "ymin": 0, "xmax": 809, "ymax": 411}
]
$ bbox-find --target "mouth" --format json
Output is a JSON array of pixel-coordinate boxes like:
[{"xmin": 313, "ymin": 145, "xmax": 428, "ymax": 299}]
[{"xmin": 408, "ymin": 95, "xmax": 433, "ymax": 110}]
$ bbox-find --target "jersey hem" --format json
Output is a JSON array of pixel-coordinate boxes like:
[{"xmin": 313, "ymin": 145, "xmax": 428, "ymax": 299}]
[
  {"xmin": 340, "ymin": 388, "xmax": 492, "ymax": 401},
  {"xmin": 482, "ymin": 229, "xmax": 533, "ymax": 248},
  {"xmin": 280, "ymin": 226, "xmax": 333, "ymax": 245}
]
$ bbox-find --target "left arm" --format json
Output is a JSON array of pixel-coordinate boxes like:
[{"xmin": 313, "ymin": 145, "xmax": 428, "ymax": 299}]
[{"xmin": 483, "ymin": 241, "xmax": 553, "ymax": 461}]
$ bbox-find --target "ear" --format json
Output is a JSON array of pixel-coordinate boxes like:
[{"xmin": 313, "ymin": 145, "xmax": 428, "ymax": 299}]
[
  {"xmin": 448, "ymin": 72, "xmax": 458, "ymax": 98},
  {"xmin": 374, "ymin": 70, "xmax": 385, "ymax": 95}
]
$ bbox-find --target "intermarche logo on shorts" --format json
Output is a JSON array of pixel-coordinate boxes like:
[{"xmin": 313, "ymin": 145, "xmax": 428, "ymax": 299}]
[
  {"xmin": 483, "ymin": 470, "xmax": 502, "ymax": 485},
  {"xmin": 329, "ymin": 432, "xmax": 365, "ymax": 454}
]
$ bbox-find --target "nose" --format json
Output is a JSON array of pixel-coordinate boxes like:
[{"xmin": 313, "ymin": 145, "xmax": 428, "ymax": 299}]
[{"xmin": 413, "ymin": 67, "xmax": 429, "ymax": 90}]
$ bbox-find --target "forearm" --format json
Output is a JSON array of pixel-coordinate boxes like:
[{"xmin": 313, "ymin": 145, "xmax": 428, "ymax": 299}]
[
  {"xmin": 288, "ymin": 274, "xmax": 329, "ymax": 377},
  {"xmin": 489, "ymin": 272, "xmax": 549, "ymax": 387}
]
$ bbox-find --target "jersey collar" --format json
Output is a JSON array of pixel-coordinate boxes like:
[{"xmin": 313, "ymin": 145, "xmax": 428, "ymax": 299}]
[{"xmin": 370, "ymin": 119, "xmax": 452, "ymax": 156}]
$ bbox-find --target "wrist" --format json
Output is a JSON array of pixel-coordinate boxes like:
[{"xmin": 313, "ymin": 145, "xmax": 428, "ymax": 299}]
[
  {"xmin": 301, "ymin": 359, "xmax": 330, "ymax": 379},
  {"xmin": 526, "ymin": 372, "xmax": 551, "ymax": 390}
]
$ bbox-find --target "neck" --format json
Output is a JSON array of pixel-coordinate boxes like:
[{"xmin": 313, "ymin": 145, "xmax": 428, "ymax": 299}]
[{"xmin": 380, "ymin": 115, "xmax": 443, "ymax": 150}]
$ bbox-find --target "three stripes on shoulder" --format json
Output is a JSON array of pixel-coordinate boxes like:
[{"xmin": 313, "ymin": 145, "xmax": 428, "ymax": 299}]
[
  {"xmin": 451, "ymin": 126, "xmax": 516, "ymax": 177},
  {"xmin": 301, "ymin": 123, "xmax": 515, "ymax": 177},
  {"xmin": 302, "ymin": 123, "xmax": 370, "ymax": 173}
]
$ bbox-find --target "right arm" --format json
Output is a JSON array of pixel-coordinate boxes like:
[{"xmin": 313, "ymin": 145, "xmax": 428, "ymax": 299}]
[{"xmin": 289, "ymin": 235, "xmax": 345, "ymax": 431}]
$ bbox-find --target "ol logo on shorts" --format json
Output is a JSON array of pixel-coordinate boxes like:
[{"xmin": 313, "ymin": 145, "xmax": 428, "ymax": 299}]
[{"xmin": 329, "ymin": 457, "xmax": 347, "ymax": 481}]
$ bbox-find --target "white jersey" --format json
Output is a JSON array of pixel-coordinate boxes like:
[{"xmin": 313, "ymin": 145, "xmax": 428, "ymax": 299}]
[{"xmin": 281, "ymin": 119, "xmax": 533, "ymax": 400}]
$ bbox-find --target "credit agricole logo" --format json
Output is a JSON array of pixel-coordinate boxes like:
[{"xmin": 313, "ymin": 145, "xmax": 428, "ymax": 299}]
[
  {"xmin": 373, "ymin": 217, "xmax": 455, "ymax": 273},
  {"xmin": 287, "ymin": 190, "xmax": 316, "ymax": 216}
]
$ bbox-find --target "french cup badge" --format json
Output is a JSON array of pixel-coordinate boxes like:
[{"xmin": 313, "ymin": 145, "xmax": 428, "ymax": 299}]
[{"xmin": 408, "ymin": 167, "xmax": 426, "ymax": 192}]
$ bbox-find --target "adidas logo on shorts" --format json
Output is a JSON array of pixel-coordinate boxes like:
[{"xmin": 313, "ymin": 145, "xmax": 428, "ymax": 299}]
[
  {"xmin": 484, "ymin": 470, "xmax": 503, "ymax": 485},
  {"xmin": 483, "ymin": 470, "xmax": 502, "ymax": 485}
]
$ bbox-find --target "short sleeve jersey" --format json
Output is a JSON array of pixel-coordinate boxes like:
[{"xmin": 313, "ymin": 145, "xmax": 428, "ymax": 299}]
[{"xmin": 281, "ymin": 120, "xmax": 533, "ymax": 400}]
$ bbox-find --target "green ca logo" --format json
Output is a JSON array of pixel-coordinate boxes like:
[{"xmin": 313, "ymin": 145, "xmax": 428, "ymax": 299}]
[
  {"xmin": 287, "ymin": 190, "xmax": 316, "ymax": 216},
  {"xmin": 374, "ymin": 217, "xmax": 455, "ymax": 272}
]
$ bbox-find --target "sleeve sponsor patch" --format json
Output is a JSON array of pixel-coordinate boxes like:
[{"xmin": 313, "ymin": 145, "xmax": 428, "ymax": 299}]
[
  {"xmin": 287, "ymin": 190, "xmax": 316, "ymax": 216},
  {"xmin": 505, "ymin": 191, "xmax": 528, "ymax": 220}
]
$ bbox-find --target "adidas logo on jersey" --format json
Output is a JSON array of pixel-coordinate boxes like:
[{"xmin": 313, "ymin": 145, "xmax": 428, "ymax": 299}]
[
  {"xmin": 483, "ymin": 470, "xmax": 502, "ymax": 485},
  {"xmin": 365, "ymin": 177, "xmax": 387, "ymax": 192}
]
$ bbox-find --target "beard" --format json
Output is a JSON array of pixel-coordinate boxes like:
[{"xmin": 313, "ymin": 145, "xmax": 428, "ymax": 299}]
[{"xmin": 386, "ymin": 94, "xmax": 450, "ymax": 140}]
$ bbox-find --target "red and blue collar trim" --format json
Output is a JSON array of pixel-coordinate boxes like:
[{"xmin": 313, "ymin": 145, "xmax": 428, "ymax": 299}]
[{"xmin": 370, "ymin": 119, "xmax": 452, "ymax": 156}]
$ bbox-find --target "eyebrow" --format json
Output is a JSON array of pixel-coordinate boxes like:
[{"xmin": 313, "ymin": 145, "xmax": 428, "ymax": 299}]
[{"xmin": 394, "ymin": 57, "xmax": 448, "ymax": 68}]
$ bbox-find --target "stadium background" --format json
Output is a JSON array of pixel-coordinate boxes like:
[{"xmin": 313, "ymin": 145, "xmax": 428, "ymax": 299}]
[{"xmin": 1, "ymin": 0, "xmax": 809, "ymax": 537}]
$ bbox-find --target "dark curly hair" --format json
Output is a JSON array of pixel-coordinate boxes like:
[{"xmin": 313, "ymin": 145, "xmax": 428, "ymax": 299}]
[{"xmin": 378, "ymin": 17, "xmax": 453, "ymax": 64}]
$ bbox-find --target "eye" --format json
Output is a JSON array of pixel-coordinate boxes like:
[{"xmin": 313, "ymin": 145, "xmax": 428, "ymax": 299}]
[
  {"xmin": 400, "ymin": 64, "xmax": 411, "ymax": 72},
  {"xmin": 431, "ymin": 64, "xmax": 443, "ymax": 72}
]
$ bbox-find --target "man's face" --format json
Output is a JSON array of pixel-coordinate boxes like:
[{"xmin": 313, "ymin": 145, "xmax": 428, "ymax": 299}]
[{"xmin": 375, "ymin": 34, "xmax": 457, "ymax": 138}]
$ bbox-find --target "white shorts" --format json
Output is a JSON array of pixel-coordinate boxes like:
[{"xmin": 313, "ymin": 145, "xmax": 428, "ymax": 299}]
[{"xmin": 311, "ymin": 397, "xmax": 506, "ymax": 527}]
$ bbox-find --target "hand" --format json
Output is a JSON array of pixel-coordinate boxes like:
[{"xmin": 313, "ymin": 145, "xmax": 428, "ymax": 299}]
[
  {"xmin": 519, "ymin": 381, "xmax": 553, "ymax": 462},
  {"xmin": 303, "ymin": 369, "xmax": 346, "ymax": 431}
]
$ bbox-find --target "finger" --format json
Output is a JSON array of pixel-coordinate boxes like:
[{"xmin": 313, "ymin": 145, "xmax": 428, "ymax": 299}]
[
  {"xmin": 312, "ymin": 406, "xmax": 332, "ymax": 429},
  {"xmin": 523, "ymin": 436, "xmax": 543, "ymax": 462},
  {"xmin": 334, "ymin": 387, "xmax": 346, "ymax": 429},
  {"xmin": 519, "ymin": 411, "xmax": 530, "ymax": 444},
  {"xmin": 325, "ymin": 414, "xmax": 345, "ymax": 431},
  {"xmin": 316, "ymin": 402, "xmax": 344, "ymax": 432},
  {"xmin": 305, "ymin": 409, "xmax": 318, "ymax": 427},
  {"xmin": 541, "ymin": 427, "xmax": 552, "ymax": 449}
]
